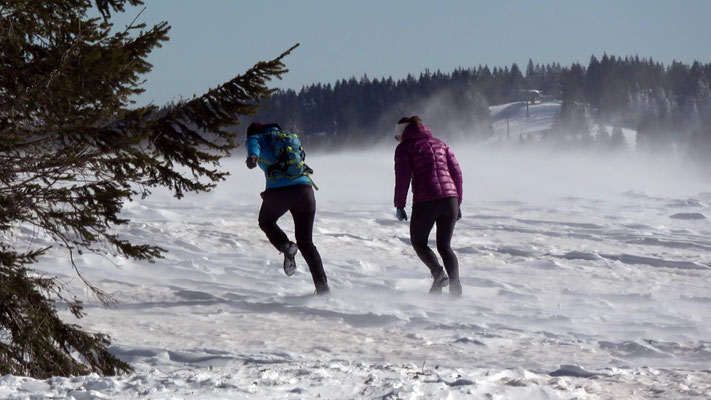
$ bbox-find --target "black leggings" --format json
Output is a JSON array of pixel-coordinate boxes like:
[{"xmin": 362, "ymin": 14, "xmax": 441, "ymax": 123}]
[
  {"xmin": 258, "ymin": 184, "xmax": 327, "ymax": 287},
  {"xmin": 410, "ymin": 197, "xmax": 459, "ymax": 280}
]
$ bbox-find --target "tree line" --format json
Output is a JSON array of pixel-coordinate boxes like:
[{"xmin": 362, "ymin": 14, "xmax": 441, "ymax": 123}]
[{"xmin": 251, "ymin": 55, "xmax": 711, "ymax": 155}]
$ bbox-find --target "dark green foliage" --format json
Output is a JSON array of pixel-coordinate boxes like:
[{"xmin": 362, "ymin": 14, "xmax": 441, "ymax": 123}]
[
  {"xmin": 255, "ymin": 68, "xmax": 493, "ymax": 148},
  {"xmin": 255, "ymin": 55, "xmax": 711, "ymax": 152},
  {"xmin": 1, "ymin": 0, "xmax": 296, "ymax": 378},
  {"xmin": 0, "ymin": 245, "xmax": 131, "ymax": 378}
]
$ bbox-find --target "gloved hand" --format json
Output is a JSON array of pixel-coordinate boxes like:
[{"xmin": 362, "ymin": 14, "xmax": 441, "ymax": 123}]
[
  {"xmin": 246, "ymin": 154, "xmax": 258, "ymax": 169},
  {"xmin": 457, "ymin": 206, "xmax": 462, "ymax": 221},
  {"xmin": 396, "ymin": 207, "xmax": 407, "ymax": 221}
]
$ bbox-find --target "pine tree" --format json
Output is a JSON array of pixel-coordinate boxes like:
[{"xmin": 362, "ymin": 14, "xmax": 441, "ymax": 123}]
[
  {"xmin": 525, "ymin": 58, "xmax": 535, "ymax": 87},
  {"xmin": 611, "ymin": 126, "xmax": 626, "ymax": 148},
  {"xmin": 0, "ymin": 0, "xmax": 297, "ymax": 378}
]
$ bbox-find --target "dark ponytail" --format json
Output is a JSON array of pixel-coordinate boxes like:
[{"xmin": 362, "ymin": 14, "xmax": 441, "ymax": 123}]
[{"xmin": 397, "ymin": 115, "xmax": 423, "ymax": 126}]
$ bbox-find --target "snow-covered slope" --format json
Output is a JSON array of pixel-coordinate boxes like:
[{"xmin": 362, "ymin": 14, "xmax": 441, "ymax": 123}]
[
  {"xmin": 488, "ymin": 101, "xmax": 638, "ymax": 147},
  {"xmin": 2, "ymin": 132, "xmax": 711, "ymax": 398},
  {"xmin": 489, "ymin": 101, "xmax": 562, "ymax": 143}
]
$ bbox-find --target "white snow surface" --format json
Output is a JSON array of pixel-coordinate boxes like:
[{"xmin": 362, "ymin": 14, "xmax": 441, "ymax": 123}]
[{"xmin": 3, "ymin": 105, "xmax": 711, "ymax": 399}]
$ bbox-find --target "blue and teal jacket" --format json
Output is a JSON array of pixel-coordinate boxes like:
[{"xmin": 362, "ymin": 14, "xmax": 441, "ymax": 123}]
[{"xmin": 246, "ymin": 126, "xmax": 311, "ymax": 189}]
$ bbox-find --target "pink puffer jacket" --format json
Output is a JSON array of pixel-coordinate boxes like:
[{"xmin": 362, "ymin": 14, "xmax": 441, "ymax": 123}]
[{"xmin": 394, "ymin": 123, "xmax": 463, "ymax": 208}]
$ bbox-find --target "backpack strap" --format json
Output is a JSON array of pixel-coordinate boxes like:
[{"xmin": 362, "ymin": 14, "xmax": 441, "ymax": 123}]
[{"xmin": 305, "ymin": 171, "xmax": 319, "ymax": 191}]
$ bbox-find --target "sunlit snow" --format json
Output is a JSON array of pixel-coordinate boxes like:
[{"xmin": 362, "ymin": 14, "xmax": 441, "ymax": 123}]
[{"xmin": 2, "ymin": 102, "xmax": 710, "ymax": 399}]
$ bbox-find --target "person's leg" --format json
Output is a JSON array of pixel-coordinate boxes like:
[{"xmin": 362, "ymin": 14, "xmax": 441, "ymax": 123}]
[
  {"xmin": 410, "ymin": 202, "xmax": 445, "ymax": 278},
  {"xmin": 435, "ymin": 197, "xmax": 461, "ymax": 296},
  {"xmin": 258, "ymin": 189, "xmax": 292, "ymax": 251},
  {"xmin": 290, "ymin": 185, "xmax": 329, "ymax": 292},
  {"xmin": 435, "ymin": 198, "xmax": 460, "ymax": 280}
]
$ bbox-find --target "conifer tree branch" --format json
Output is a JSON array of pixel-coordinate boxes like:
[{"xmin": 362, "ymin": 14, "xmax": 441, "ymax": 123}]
[{"xmin": 1, "ymin": 0, "xmax": 297, "ymax": 378}]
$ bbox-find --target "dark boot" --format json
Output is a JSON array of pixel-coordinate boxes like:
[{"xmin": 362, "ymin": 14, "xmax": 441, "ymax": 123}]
[
  {"xmin": 429, "ymin": 270, "xmax": 449, "ymax": 294},
  {"xmin": 449, "ymin": 278, "xmax": 462, "ymax": 298},
  {"xmin": 281, "ymin": 241, "xmax": 298, "ymax": 276},
  {"xmin": 315, "ymin": 282, "xmax": 331, "ymax": 295}
]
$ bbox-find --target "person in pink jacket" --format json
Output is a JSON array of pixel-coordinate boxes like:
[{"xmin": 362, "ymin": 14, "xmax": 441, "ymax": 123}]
[{"xmin": 394, "ymin": 116, "xmax": 463, "ymax": 296}]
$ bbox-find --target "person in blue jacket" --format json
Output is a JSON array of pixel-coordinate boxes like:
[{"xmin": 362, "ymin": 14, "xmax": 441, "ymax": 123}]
[{"xmin": 245, "ymin": 122, "xmax": 330, "ymax": 295}]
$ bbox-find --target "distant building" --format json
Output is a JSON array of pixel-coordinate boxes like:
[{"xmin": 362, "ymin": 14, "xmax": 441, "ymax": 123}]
[{"xmin": 520, "ymin": 89, "xmax": 542, "ymax": 104}]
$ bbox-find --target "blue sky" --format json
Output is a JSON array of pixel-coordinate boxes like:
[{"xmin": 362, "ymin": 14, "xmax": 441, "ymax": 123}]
[{"xmin": 111, "ymin": 1, "xmax": 711, "ymax": 106}]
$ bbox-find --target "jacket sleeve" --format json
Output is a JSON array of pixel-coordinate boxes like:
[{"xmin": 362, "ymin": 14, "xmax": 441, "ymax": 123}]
[
  {"xmin": 394, "ymin": 144, "xmax": 412, "ymax": 208},
  {"xmin": 245, "ymin": 135, "xmax": 261, "ymax": 157},
  {"xmin": 446, "ymin": 146, "xmax": 463, "ymax": 205}
]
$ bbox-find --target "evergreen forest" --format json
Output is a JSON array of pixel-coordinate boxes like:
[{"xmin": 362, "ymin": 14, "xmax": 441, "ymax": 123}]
[{"xmin": 249, "ymin": 55, "xmax": 711, "ymax": 158}]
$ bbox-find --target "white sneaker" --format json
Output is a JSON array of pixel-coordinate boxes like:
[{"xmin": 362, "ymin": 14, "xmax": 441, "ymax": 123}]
[{"xmin": 282, "ymin": 242, "xmax": 298, "ymax": 276}]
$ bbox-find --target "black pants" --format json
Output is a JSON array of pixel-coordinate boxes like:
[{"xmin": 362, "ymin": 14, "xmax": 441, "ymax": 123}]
[
  {"xmin": 410, "ymin": 197, "xmax": 459, "ymax": 280},
  {"xmin": 258, "ymin": 184, "xmax": 327, "ymax": 287}
]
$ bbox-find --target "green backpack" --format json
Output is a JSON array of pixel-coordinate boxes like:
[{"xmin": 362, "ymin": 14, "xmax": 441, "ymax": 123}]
[{"xmin": 264, "ymin": 130, "xmax": 318, "ymax": 189}]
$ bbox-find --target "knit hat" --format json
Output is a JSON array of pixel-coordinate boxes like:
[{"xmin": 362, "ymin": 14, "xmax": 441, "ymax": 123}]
[
  {"xmin": 247, "ymin": 122, "xmax": 282, "ymax": 137},
  {"xmin": 247, "ymin": 122, "xmax": 264, "ymax": 137}
]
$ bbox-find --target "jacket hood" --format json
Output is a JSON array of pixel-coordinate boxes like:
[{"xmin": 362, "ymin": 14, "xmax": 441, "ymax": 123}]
[{"xmin": 401, "ymin": 123, "xmax": 433, "ymax": 140}]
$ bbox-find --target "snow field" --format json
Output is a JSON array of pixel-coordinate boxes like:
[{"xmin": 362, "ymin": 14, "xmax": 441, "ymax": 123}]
[{"xmin": 2, "ymin": 103, "xmax": 711, "ymax": 399}]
